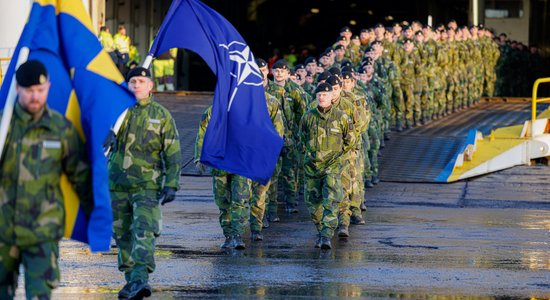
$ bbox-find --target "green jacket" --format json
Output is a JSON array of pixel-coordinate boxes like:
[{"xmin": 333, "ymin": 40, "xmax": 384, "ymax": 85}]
[
  {"xmin": 0, "ymin": 103, "xmax": 92, "ymax": 247},
  {"xmin": 299, "ymin": 105, "xmax": 355, "ymax": 177},
  {"xmin": 108, "ymin": 95, "xmax": 181, "ymax": 191}
]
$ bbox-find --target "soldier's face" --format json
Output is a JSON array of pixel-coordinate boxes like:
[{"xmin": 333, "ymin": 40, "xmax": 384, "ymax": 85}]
[
  {"xmin": 352, "ymin": 38, "xmax": 360, "ymax": 46},
  {"xmin": 129, "ymin": 76, "xmax": 154, "ymax": 100},
  {"xmin": 320, "ymin": 56, "xmax": 330, "ymax": 66},
  {"xmin": 296, "ymin": 69, "xmax": 307, "ymax": 78},
  {"xmin": 342, "ymin": 78, "xmax": 355, "ymax": 92},
  {"xmin": 259, "ymin": 66, "xmax": 269, "ymax": 79},
  {"xmin": 331, "ymin": 84, "xmax": 341, "ymax": 101},
  {"xmin": 335, "ymin": 49, "xmax": 345, "ymax": 58},
  {"xmin": 305, "ymin": 75, "xmax": 314, "ymax": 84},
  {"xmin": 359, "ymin": 72, "xmax": 368, "ymax": 83},
  {"xmin": 366, "ymin": 65, "xmax": 374, "ymax": 76},
  {"xmin": 272, "ymin": 68, "xmax": 287, "ymax": 83},
  {"xmin": 16, "ymin": 81, "xmax": 50, "ymax": 115},
  {"xmin": 306, "ymin": 63, "xmax": 317, "ymax": 74},
  {"xmin": 317, "ymin": 92, "xmax": 332, "ymax": 108},
  {"xmin": 316, "ymin": 66, "xmax": 324, "ymax": 74}
]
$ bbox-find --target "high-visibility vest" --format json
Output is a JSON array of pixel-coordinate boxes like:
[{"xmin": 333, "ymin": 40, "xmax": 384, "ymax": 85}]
[
  {"xmin": 113, "ymin": 34, "xmax": 130, "ymax": 54},
  {"xmin": 98, "ymin": 31, "xmax": 115, "ymax": 52}
]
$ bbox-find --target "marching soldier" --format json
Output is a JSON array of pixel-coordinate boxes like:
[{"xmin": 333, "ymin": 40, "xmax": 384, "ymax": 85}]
[
  {"xmin": 108, "ymin": 67, "xmax": 181, "ymax": 299},
  {"xmin": 0, "ymin": 60, "xmax": 92, "ymax": 299},
  {"xmin": 298, "ymin": 82, "xmax": 355, "ymax": 249}
]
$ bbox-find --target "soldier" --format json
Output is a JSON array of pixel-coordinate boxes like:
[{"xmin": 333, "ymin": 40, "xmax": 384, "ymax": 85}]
[
  {"xmin": 272, "ymin": 60, "xmax": 307, "ymax": 213},
  {"xmin": 400, "ymin": 39, "xmax": 419, "ymax": 128},
  {"xmin": 298, "ymin": 82, "xmax": 355, "ymax": 249},
  {"xmin": 249, "ymin": 74, "xmax": 285, "ymax": 241},
  {"xmin": 0, "ymin": 60, "xmax": 92, "ymax": 299},
  {"xmin": 108, "ymin": 67, "xmax": 181, "ymax": 299}
]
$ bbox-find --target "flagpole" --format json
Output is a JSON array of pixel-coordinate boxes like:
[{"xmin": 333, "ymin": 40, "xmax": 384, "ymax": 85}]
[{"xmin": 0, "ymin": 47, "xmax": 30, "ymax": 159}]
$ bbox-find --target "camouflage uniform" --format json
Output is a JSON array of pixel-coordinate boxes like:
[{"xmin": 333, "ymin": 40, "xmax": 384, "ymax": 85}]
[
  {"xmin": 298, "ymin": 105, "xmax": 355, "ymax": 238},
  {"xmin": 250, "ymin": 92, "xmax": 284, "ymax": 232},
  {"xmin": 423, "ymin": 39, "xmax": 438, "ymax": 120},
  {"xmin": 194, "ymin": 107, "xmax": 251, "ymax": 237},
  {"xmin": 0, "ymin": 103, "xmax": 91, "ymax": 299},
  {"xmin": 265, "ymin": 81, "xmax": 287, "ymax": 217},
  {"xmin": 362, "ymin": 75, "xmax": 384, "ymax": 183},
  {"xmin": 400, "ymin": 49, "xmax": 419, "ymax": 127},
  {"xmin": 279, "ymin": 81, "xmax": 307, "ymax": 209},
  {"xmin": 108, "ymin": 95, "xmax": 181, "ymax": 284}
]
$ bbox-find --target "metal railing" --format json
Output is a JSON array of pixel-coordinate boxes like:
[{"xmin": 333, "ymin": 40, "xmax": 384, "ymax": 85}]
[{"xmin": 531, "ymin": 78, "xmax": 550, "ymax": 137}]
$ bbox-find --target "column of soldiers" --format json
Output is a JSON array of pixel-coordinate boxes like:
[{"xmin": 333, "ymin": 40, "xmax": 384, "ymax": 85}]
[
  {"xmin": 194, "ymin": 20, "xmax": 509, "ymax": 251},
  {"xmin": 494, "ymin": 33, "xmax": 550, "ymax": 97}
]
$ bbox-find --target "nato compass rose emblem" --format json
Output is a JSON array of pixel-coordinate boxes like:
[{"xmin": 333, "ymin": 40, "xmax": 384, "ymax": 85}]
[{"xmin": 219, "ymin": 41, "xmax": 263, "ymax": 111}]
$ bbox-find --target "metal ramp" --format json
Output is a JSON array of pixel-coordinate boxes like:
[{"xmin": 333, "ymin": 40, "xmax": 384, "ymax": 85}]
[{"xmin": 379, "ymin": 99, "xmax": 550, "ymax": 183}]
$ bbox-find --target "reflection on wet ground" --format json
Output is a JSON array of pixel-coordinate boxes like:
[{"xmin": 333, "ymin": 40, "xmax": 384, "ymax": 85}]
[{"xmin": 24, "ymin": 197, "xmax": 547, "ymax": 299}]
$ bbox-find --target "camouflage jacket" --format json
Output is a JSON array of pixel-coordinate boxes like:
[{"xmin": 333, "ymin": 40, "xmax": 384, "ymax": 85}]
[
  {"xmin": 108, "ymin": 95, "xmax": 181, "ymax": 191},
  {"xmin": 0, "ymin": 103, "xmax": 92, "ymax": 246},
  {"xmin": 299, "ymin": 105, "xmax": 355, "ymax": 177},
  {"xmin": 194, "ymin": 106, "xmax": 226, "ymax": 176}
]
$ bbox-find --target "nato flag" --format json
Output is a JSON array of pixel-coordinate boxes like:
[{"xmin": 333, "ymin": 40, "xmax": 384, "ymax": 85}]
[{"xmin": 149, "ymin": 0, "xmax": 283, "ymax": 185}]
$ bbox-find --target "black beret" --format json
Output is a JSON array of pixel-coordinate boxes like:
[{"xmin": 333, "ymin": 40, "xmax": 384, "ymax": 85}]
[
  {"xmin": 364, "ymin": 57, "xmax": 374, "ymax": 66},
  {"xmin": 317, "ymin": 62, "xmax": 324, "ymax": 67},
  {"xmin": 319, "ymin": 51, "xmax": 330, "ymax": 59},
  {"xmin": 314, "ymin": 82, "xmax": 333, "ymax": 94},
  {"xmin": 16, "ymin": 60, "xmax": 48, "ymax": 87},
  {"xmin": 340, "ymin": 60, "xmax": 352, "ymax": 68},
  {"xmin": 294, "ymin": 64, "xmax": 305, "ymax": 71},
  {"xmin": 415, "ymin": 31, "xmax": 424, "ymax": 36},
  {"xmin": 341, "ymin": 66, "xmax": 354, "ymax": 73},
  {"xmin": 324, "ymin": 47, "xmax": 334, "ymax": 53},
  {"xmin": 374, "ymin": 23, "xmax": 384, "ymax": 29},
  {"xmin": 126, "ymin": 67, "xmax": 151, "ymax": 81},
  {"xmin": 304, "ymin": 57, "xmax": 317, "ymax": 65},
  {"xmin": 403, "ymin": 38, "xmax": 414, "ymax": 44},
  {"xmin": 357, "ymin": 67, "xmax": 367, "ymax": 74},
  {"xmin": 326, "ymin": 75, "xmax": 341, "ymax": 86},
  {"xmin": 334, "ymin": 44, "xmax": 345, "ymax": 51},
  {"xmin": 317, "ymin": 71, "xmax": 332, "ymax": 82},
  {"xmin": 272, "ymin": 59, "xmax": 288, "ymax": 70},
  {"xmin": 352, "ymin": 35, "xmax": 360, "ymax": 40},
  {"xmin": 306, "ymin": 71, "xmax": 313, "ymax": 77},
  {"xmin": 340, "ymin": 26, "xmax": 351, "ymax": 33},
  {"xmin": 336, "ymin": 36, "xmax": 347, "ymax": 42},
  {"xmin": 328, "ymin": 67, "xmax": 341, "ymax": 76},
  {"xmin": 255, "ymin": 58, "xmax": 268, "ymax": 68},
  {"xmin": 341, "ymin": 71, "xmax": 354, "ymax": 80}
]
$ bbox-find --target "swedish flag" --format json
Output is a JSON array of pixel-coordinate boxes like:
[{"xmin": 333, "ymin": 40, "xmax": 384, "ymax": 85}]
[{"xmin": 0, "ymin": 0, "xmax": 136, "ymax": 251}]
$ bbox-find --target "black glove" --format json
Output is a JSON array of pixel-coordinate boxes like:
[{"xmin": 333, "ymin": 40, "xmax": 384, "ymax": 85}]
[
  {"xmin": 103, "ymin": 129, "xmax": 117, "ymax": 156},
  {"xmin": 158, "ymin": 187, "xmax": 177, "ymax": 205}
]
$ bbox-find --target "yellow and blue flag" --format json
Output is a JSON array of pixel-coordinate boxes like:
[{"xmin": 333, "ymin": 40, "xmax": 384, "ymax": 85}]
[
  {"xmin": 149, "ymin": 0, "xmax": 283, "ymax": 185},
  {"xmin": 0, "ymin": 0, "xmax": 136, "ymax": 251}
]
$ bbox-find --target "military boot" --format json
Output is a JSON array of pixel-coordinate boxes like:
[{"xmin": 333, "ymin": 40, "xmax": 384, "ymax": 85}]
[
  {"xmin": 262, "ymin": 215, "xmax": 270, "ymax": 229},
  {"xmin": 365, "ymin": 179, "xmax": 374, "ymax": 189},
  {"xmin": 118, "ymin": 282, "xmax": 133, "ymax": 299},
  {"xmin": 360, "ymin": 201, "xmax": 367, "ymax": 212},
  {"xmin": 314, "ymin": 234, "xmax": 322, "ymax": 248},
  {"xmin": 268, "ymin": 212, "xmax": 280, "ymax": 222},
  {"xmin": 337, "ymin": 226, "xmax": 349, "ymax": 238},
  {"xmin": 372, "ymin": 176, "xmax": 380, "ymax": 185},
  {"xmin": 285, "ymin": 203, "xmax": 298, "ymax": 213},
  {"xmin": 232, "ymin": 235, "xmax": 246, "ymax": 250},
  {"xmin": 251, "ymin": 231, "xmax": 263, "ymax": 241},
  {"xmin": 350, "ymin": 215, "xmax": 366, "ymax": 225},
  {"xmin": 220, "ymin": 236, "xmax": 233, "ymax": 249},
  {"xmin": 320, "ymin": 237, "xmax": 332, "ymax": 249},
  {"xmin": 127, "ymin": 281, "xmax": 152, "ymax": 300}
]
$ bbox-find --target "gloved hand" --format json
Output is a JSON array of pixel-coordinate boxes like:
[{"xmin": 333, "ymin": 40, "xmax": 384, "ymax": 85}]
[
  {"xmin": 158, "ymin": 187, "xmax": 177, "ymax": 206},
  {"xmin": 195, "ymin": 161, "xmax": 206, "ymax": 174},
  {"xmin": 103, "ymin": 130, "xmax": 117, "ymax": 156}
]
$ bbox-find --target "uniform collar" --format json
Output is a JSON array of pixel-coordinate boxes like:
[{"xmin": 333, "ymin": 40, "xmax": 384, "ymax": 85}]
[
  {"xmin": 137, "ymin": 95, "xmax": 153, "ymax": 107},
  {"xmin": 14, "ymin": 101, "xmax": 53, "ymax": 128}
]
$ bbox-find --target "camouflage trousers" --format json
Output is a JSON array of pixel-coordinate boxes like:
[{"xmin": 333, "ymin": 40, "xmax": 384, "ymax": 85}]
[
  {"xmin": 250, "ymin": 177, "xmax": 274, "ymax": 232},
  {"xmin": 362, "ymin": 132, "xmax": 372, "ymax": 181},
  {"xmin": 305, "ymin": 173, "xmax": 342, "ymax": 238},
  {"xmin": 367, "ymin": 124, "xmax": 381, "ymax": 179},
  {"xmin": 423, "ymin": 77, "xmax": 435, "ymax": 120},
  {"xmin": 265, "ymin": 156, "xmax": 282, "ymax": 216},
  {"xmin": 213, "ymin": 174, "xmax": 252, "ymax": 237},
  {"xmin": 340, "ymin": 148, "xmax": 366, "ymax": 224},
  {"xmin": 0, "ymin": 242, "xmax": 60, "ymax": 300},
  {"xmin": 402, "ymin": 82, "xmax": 417, "ymax": 126},
  {"xmin": 111, "ymin": 190, "xmax": 161, "ymax": 283},
  {"xmin": 280, "ymin": 146, "xmax": 299, "ymax": 206},
  {"xmin": 391, "ymin": 82, "xmax": 405, "ymax": 128}
]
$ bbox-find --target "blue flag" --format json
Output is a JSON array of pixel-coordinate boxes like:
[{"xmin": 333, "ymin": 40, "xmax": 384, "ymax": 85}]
[
  {"xmin": 149, "ymin": 0, "xmax": 283, "ymax": 184},
  {"xmin": 0, "ymin": 0, "xmax": 136, "ymax": 251}
]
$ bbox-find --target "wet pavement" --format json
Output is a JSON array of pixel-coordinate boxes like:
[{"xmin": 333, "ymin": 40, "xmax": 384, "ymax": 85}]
[{"xmin": 15, "ymin": 94, "xmax": 550, "ymax": 299}]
